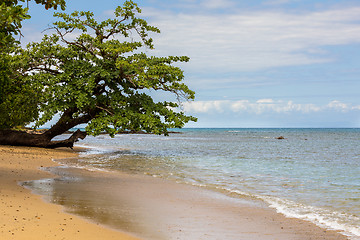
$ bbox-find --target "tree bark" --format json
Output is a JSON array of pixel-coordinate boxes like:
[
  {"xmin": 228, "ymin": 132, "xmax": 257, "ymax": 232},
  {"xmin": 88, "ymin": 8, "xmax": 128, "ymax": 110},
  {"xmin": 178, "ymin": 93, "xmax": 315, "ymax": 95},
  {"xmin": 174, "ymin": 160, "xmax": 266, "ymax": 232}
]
[
  {"xmin": 0, "ymin": 129, "xmax": 86, "ymax": 148},
  {"xmin": 0, "ymin": 108, "xmax": 96, "ymax": 148}
]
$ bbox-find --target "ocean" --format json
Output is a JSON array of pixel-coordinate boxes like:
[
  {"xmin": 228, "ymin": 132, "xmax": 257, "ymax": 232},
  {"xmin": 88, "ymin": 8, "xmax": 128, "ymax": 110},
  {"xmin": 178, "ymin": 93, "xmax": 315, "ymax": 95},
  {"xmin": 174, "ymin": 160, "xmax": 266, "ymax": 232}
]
[{"xmin": 25, "ymin": 128, "xmax": 360, "ymax": 239}]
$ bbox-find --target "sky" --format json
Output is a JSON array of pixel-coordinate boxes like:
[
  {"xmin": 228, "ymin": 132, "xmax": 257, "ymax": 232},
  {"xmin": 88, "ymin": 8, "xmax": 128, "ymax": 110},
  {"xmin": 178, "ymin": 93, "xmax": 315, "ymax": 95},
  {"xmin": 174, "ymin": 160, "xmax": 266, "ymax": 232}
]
[{"xmin": 21, "ymin": 0, "xmax": 360, "ymax": 128}]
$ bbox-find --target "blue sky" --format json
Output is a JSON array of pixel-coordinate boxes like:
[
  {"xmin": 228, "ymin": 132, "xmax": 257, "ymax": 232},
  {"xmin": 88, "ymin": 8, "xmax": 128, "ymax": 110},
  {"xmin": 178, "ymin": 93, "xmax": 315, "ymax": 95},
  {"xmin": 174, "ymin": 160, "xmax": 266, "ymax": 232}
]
[{"xmin": 22, "ymin": 0, "xmax": 360, "ymax": 128}]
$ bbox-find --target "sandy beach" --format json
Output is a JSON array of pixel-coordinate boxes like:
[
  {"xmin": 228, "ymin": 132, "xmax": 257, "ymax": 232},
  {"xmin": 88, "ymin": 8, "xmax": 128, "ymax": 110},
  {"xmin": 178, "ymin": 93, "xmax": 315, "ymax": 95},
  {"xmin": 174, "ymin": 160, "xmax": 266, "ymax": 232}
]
[
  {"xmin": 0, "ymin": 145, "xmax": 349, "ymax": 240},
  {"xmin": 0, "ymin": 145, "xmax": 138, "ymax": 240}
]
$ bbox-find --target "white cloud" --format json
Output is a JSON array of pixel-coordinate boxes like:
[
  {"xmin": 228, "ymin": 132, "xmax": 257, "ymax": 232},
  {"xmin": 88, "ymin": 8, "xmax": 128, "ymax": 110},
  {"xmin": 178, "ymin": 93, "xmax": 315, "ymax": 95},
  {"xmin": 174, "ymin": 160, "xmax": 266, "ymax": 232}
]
[
  {"xmin": 264, "ymin": 0, "xmax": 300, "ymax": 6},
  {"xmin": 182, "ymin": 100, "xmax": 228, "ymax": 113},
  {"xmin": 230, "ymin": 100, "xmax": 250, "ymax": 112},
  {"xmin": 183, "ymin": 99, "xmax": 356, "ymax": 114},
  {"xmin": 145, "ymin": 5, "xmax": 360, "ymax": 72},
  {"xmin": 326, "ymin": 100, "xmax": 349, "ymax": 111},
  {"xmin": 200, "ymin": 0, "xmax": 235, "ymax": 9},
  {"xmin": 256, "ymin": 99, "xmax": 274, "ymax": 103},
  {"xmin": 22, "ymin": 3, "xmax": 360, "ymax": 73},
  {"xmin": 265, "ymin": 0, "xmax": 292, "ymax": 5}
]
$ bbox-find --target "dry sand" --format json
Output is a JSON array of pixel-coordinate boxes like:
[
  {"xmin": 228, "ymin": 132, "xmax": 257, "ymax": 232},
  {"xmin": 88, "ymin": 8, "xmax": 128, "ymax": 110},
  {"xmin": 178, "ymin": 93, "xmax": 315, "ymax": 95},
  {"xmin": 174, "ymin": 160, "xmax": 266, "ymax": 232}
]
[
  {"xmin": 0, "ymin": 145, "xmax": 349, "ymax": 240},
  {"xmin": 0, "ymin": 145, "xmax": 138, "ymax": 240}
]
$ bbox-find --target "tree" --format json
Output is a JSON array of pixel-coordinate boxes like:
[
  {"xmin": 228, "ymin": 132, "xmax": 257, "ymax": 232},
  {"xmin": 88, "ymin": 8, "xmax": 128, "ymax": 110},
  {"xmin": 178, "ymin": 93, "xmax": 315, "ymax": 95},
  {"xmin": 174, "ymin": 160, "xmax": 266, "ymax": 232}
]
[
  {"xmin": 0, "ymin": 0, "xmax": 66, "ymax": 130},
  {"xmin": 0, "ymin": 0, "xmax": 196, "ymax": 148},
  {"xmin": 1, "ymin": 0, "xmax": 66, "ymax": 42}
]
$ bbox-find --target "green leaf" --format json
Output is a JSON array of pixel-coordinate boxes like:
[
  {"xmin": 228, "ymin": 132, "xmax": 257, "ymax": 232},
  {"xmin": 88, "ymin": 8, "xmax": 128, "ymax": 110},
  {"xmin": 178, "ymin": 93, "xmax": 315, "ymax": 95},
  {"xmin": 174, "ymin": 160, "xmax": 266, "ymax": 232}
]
[{"xmin": 1, "ymin": 0, "xmax": 197, "ymax": 137}]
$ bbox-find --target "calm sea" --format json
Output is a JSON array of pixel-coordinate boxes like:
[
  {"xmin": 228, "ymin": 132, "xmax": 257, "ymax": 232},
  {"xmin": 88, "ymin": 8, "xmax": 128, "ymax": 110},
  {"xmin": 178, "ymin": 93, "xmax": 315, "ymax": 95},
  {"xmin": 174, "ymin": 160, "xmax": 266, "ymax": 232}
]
[{"xmin": 40, "ymin": 128, "xmax": 360, "ymax": 238}]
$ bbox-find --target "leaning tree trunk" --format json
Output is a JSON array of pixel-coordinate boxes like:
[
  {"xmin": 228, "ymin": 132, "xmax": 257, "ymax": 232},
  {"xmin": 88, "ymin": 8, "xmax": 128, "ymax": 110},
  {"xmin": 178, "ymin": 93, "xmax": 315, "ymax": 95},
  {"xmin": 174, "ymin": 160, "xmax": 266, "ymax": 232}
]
[
  {"xmin": 0, "ymin": 129, "xmax": 86, "ymax": 148},
  {"xmin": 0, "ymin": 108, "xmax": 95, "ymax": 148}
]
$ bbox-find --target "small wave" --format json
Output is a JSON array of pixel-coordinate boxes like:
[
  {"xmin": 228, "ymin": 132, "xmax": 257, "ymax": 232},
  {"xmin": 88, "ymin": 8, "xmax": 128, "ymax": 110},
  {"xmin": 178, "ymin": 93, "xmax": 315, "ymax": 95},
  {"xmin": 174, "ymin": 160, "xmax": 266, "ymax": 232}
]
[
  {"xmin": 76, "ymin": 144, "xmax": 119, "ymax": 156},
  {"xmin": 67, "ymin": 164, "xmax": 111, "ymax": 173},
  {"xmin": 54, "ymin": 158, "xmax": 112, "ymax": 173},
  {"xmin": 262, "ymin": 196, "xmax": 360, "ymax": 239},
  {"xmin": 217, "ymin": 187, "xmax": 360, "ymax": 240}
]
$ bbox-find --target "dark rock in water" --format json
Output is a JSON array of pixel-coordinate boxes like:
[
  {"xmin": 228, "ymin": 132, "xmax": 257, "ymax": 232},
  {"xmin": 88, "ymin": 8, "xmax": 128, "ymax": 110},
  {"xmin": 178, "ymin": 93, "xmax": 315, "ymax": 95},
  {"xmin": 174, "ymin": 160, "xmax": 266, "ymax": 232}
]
[{"xmin": 276, "ymin": 136, "xmax": 285, "ymax": 140}]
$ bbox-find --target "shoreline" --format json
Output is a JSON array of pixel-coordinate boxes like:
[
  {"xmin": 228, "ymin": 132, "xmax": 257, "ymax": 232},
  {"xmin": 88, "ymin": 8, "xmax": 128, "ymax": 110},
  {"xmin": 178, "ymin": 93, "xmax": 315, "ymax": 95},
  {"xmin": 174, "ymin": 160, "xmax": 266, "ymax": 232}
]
[
  {"xmin": 0, "ymin": 145, "xmax": 139, "ymax": 240},
  {"xmin": 0, "ymin": 145, "xmax": 350, "ymax": 240}
]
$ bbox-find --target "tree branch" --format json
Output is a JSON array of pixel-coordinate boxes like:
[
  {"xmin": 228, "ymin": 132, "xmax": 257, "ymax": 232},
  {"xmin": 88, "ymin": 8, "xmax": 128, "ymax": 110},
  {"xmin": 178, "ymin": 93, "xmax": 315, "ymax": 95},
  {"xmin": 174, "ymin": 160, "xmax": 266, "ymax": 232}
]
[
  {"xmin": 96, "ymin": 105, "xmax": 114, "ymax": 115},
  {"xmin": 54, "ymin": 27, "xmax": 98, "ymax": 57},
  {"xmin": 43, "ymin": 108, "xmax": 100, "ymax": 140},
  {"xmin": 28, "ymin": 66, "xmax": 62, "ymax": 75},
  {"xmin": 45, "ymin": 129, "xmax": 87, "ymax": 149}
]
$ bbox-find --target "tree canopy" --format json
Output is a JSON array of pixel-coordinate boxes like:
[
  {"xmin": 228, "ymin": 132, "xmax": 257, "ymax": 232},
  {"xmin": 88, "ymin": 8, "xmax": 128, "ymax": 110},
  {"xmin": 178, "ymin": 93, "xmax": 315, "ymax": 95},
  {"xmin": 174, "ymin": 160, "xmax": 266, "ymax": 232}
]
[
  {"xmin": 0, "ymin": 0, "xmax": 197, "ymax": 148},
  {"xmin": 0, "ymin": 0, "xmax": 66, "ymax": 129},
  {"xmin": 1, "ymin": 0, "xmax": 66, "ymax": 47}
]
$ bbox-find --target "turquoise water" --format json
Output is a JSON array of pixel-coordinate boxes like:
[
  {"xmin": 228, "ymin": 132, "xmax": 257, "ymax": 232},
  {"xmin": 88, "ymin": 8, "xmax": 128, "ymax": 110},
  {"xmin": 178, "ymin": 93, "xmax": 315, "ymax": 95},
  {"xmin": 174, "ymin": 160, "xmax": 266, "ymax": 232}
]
[{"xmin": 71, "ymin": 128, "xmax": 360, "ymax": 238}]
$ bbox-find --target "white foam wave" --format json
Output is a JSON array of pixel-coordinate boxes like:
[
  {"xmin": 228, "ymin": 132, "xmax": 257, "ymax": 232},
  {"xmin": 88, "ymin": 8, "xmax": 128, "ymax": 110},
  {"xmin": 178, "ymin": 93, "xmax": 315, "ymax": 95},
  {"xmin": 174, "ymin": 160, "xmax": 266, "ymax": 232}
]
[
  {"xmin": 218, "ymin": 188, "xmax": 360, "ymax": 239},
  {"xmin": 54, "ymin": 158, "xmax": 111, "ymax": 173},
  {"xmin": 76, "ymin": 144, "xmax": 117, "ymax": 156},
  {"xmin": 67, "ymin": 164, "xmax": 111, "ymax": 173}
]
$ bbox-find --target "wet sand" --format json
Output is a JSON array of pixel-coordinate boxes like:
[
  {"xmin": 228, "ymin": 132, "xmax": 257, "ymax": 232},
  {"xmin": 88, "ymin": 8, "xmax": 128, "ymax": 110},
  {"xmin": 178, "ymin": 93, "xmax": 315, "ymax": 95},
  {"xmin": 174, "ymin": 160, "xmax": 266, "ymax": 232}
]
[
  {"xmin": 0, "ymin": 145, "xmax": 349, "ymax": 240},
  {"xmin": 25, "ymin": 160, "xmax": 348, "ymax": 240},
  {"xmin": 0, "ymin": 145, "xmax": 138, "ymax": 240}
]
